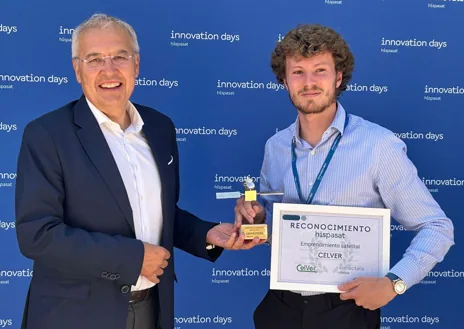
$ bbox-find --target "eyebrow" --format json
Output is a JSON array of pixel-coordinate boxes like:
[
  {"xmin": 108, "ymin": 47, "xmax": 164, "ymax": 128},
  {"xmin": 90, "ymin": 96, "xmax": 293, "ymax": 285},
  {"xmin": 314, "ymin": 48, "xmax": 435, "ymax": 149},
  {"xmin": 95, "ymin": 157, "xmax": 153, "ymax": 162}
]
[{"xmin": 84, "ymin": 49, "xmax": 130, "ymax": 59}]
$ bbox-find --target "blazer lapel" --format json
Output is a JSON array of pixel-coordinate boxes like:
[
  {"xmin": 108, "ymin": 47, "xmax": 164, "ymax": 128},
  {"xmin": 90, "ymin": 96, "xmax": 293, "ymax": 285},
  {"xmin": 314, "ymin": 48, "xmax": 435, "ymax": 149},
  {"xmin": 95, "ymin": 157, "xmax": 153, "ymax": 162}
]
[{"xmin": 73, "ymin": 95, "xmax": 135, "ymax": 232}]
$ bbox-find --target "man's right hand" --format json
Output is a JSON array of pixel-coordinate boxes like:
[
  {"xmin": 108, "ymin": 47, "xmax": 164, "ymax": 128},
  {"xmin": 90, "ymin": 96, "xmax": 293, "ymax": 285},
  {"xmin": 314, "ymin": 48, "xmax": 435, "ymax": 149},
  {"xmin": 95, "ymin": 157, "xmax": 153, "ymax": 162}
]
[
  {"xmin": 234, "ymin": 197, "xmax": 265, "ymax": 229},
  {"xmin": 140, "ymin": 243, "xmax": 170, "ymax": 284}
]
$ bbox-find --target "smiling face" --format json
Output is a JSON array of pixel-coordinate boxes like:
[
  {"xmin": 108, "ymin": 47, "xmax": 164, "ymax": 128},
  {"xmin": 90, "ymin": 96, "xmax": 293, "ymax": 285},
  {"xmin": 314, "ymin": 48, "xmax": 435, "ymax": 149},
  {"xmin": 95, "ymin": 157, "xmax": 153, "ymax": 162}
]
[
  {"xmin": 284, "ymin": 52, "xmax": 342, "ymax": 115},
  {"xmin": 72, "ymin": 26, "xmax": 140, "ymax": 112}
]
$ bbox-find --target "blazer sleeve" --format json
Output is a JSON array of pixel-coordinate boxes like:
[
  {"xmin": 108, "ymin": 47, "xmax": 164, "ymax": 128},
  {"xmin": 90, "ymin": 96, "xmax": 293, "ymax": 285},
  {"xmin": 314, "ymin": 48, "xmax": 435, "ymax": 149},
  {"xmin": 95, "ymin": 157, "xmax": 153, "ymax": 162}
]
[
  {"xmin": 15, "ymin": 121, "xmax": 144, "ymax": 285},
  {"xmin": 169, "ymin": 120, "xmax": 223, "ymax": 261}
]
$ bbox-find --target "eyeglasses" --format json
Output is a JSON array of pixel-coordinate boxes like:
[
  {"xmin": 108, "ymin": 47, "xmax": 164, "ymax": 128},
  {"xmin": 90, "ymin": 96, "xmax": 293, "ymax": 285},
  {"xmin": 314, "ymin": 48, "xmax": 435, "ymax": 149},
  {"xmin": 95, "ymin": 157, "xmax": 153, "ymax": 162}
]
[{"xmin": 73, "ymin": 54, "xmax": 136, "ymax": 68}]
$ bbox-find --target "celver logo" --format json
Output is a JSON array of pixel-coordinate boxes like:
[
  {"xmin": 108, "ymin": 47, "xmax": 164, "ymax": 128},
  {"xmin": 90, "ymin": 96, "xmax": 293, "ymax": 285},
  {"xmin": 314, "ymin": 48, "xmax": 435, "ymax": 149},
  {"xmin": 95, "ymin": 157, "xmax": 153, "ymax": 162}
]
[
  {"xmin": 296, "ymin": 264, "xmax": 317, "ymax": 272},
  {"xmin": 170, "ymin": 30, "xmax": 240, "ymax": 47},
  {"xmin": 346, "ymin": 83, "xmax": 388, "ymax": 94},
  {"xmin": 0, "ymin": 319, "xmax": 12, "ymax": 328},
  {"xmin": 0, "ymin": 24, "xmax": 18, "ymax": 34},
  {"xmin": 0, "ymin": 122, "xmax": 17, "ymax": 132},
  {"xmin": 214, "ymin": 174, "xmax": 259, "ymax": 191},
  {"xmin": 0, "ymin": 221, "xmax": 15, "ymax": 231},
  {"xmin": 0, "ymin": 268, "xmax": 33, "ymax": 285},
  {"xmin": 216, "ymin": 79, "xmax": 284, "ymax": 96},
  {"xmin": 0, "ymin": 172, "xmax": 16, "ymax": 188},
  {"xmin": 424, "ymin": 84, "xmax": 464, "ymax": 101},
  {"xmin": 380, "ymin": 314, "xmax": 440, "ymax": 326},
  {"xmin": 394, "ymin": 131, "xmax": 444, "ymax": 142},
  {"xmin": 176, "ymin": 127, "xmax": 237, "ymax": 142},
  {"xmin": 0, "ymin": 73, "xmax": 68, "ymax": 90},
  {"xmin": 380, "ymin": 37, "xmax": 447, "ymax": 53},
  {"xmin": 211, "ymin": 267, "xmax": 269, "ymax": 284},
  {"xmin": 135, "ymin": 77, "xmax": 178, "ymax": 88},
  {"xmin": 174, "ymin": 315, "xmax": 232, "ymax": 327},
  {"xmin": 58, "ymin": 26, "xmax": 74, "ymax": 43}
]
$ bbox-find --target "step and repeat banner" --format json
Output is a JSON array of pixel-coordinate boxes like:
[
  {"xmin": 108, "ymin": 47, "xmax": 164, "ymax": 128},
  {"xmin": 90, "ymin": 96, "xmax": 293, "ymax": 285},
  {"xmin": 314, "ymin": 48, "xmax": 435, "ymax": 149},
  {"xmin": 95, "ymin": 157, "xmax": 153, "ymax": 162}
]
[{"xmin": 0, "ymin": 1, "xmax": 462, "ymax": 328}]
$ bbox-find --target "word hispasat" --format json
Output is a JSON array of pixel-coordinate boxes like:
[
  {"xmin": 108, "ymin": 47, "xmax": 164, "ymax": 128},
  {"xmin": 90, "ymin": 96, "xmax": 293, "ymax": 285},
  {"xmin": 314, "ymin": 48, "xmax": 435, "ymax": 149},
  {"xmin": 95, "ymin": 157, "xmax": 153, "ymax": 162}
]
[{"xmin": 170, "ymin": 30, "xmax": 240, "ymax": 47}]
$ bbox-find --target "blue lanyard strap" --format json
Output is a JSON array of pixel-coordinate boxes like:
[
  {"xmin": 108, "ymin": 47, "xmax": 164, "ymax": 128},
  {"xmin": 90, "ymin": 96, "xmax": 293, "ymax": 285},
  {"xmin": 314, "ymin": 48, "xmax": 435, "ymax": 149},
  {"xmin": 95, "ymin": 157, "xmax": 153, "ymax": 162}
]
[{"xmin": 291, "ymin": 113, "xmax": 349, "ymax": 204}]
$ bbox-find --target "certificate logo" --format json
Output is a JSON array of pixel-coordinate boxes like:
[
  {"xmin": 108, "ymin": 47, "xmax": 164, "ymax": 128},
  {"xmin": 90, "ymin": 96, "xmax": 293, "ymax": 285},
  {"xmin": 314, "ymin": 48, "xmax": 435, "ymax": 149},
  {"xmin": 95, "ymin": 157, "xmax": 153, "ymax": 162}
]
[
  {"xmin": 0, "ymin": 172, "xmax": 16, "ymax": 188},
  {"xmin": 135, "ymin": 77, "xmax": 179, "ymax": 88},
  {"xmin": 58, "ymin": 25, "xmax": 74, "ymax": 43},
  {"xmin": 296, "ymin": 264, "xmax": 317, "ymax": 273},
  {"xmin": 0, "ymin": 319, "xmax": 12, "ymax": 327}
]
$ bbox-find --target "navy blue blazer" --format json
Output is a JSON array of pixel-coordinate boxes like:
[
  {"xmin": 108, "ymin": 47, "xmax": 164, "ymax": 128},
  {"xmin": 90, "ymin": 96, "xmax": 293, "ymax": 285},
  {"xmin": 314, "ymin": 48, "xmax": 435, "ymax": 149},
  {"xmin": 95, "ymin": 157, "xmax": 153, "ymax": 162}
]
[{"xmin": 15, "ymin": 95, "xmax": 222, "ymax": 329}]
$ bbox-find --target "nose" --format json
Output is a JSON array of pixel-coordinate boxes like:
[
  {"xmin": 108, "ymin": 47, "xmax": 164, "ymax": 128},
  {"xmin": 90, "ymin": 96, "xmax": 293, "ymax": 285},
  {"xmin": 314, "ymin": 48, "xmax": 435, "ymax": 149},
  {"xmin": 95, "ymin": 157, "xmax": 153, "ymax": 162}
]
[{"xmin": 303, "ymin": 72, "xmax": 317, "ymax": 87}]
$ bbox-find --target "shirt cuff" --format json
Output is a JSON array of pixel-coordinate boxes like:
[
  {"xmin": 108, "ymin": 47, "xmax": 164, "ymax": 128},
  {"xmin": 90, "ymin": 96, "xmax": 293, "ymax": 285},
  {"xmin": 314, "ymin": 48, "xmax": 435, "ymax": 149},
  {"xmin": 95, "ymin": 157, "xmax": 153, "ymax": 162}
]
[{"xmin": 388, "ymin": 256, "xmax": 423, "ymax": 290}]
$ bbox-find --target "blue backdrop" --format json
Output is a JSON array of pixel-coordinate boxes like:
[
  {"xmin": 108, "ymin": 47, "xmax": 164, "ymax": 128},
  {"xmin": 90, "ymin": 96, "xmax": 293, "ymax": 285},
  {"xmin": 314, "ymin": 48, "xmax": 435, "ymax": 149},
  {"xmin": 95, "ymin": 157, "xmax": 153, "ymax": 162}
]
[{"xmin": 0, "ymin": 1, "xmax": 462, "ymax": 328}]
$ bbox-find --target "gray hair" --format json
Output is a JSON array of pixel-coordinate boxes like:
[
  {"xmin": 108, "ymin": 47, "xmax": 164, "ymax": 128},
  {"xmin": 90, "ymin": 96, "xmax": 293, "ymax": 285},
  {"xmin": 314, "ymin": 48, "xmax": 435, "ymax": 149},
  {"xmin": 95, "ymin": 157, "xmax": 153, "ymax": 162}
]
[{"xmin": 71, "ymin": 13, "xmax": 140, "ymax": 58}]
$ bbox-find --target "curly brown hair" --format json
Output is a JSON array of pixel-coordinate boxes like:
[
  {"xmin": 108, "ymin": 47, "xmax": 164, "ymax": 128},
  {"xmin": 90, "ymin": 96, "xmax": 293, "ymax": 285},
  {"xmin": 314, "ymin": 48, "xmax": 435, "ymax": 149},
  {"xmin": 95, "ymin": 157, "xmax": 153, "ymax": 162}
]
[{"xmin": 271, "ymin": 24, "xmax": 355, "ymax": 98}]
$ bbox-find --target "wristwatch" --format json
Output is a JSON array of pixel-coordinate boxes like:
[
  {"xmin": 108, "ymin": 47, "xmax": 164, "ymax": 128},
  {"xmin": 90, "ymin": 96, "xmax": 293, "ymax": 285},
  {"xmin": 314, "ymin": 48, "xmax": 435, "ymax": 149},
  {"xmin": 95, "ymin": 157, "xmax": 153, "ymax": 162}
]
[{"xmin": 385, "ymin": 272, "xmax": 407, "ymax": 295}]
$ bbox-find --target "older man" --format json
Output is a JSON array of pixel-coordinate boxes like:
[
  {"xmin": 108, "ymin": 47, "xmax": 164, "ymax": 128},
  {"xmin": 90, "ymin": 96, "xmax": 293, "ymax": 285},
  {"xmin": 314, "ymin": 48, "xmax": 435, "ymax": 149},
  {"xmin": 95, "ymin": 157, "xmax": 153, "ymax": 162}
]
[{"xmin": 15, "ymin": 13, "xmax": 262, "ymax": 329}]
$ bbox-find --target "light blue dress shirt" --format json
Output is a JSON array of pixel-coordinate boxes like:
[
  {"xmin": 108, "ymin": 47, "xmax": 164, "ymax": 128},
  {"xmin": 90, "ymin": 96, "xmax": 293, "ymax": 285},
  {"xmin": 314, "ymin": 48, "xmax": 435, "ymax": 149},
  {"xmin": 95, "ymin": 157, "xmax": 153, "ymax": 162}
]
[{"xmin": 259, "ymin": 102, "xmax": 454, "ymax": 296}]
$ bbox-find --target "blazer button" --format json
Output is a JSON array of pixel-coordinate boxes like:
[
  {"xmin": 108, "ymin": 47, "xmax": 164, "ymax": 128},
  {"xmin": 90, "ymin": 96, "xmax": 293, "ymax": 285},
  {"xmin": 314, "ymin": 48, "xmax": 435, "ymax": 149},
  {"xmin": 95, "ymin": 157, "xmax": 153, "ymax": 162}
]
[
  {"xmin": 115, "ymin": 274, "xmax": 121, "ymax": 279},
  {"xmin": 121, "ymin": 285, "xmax": 130, "ymax": 294},
  {"xmin": 110, "ymin": 274, "xmax": 117, "ymax": 280},
  {"xmin": 101, "ymin": 272, "xmax": 108, "ymax": 278}
]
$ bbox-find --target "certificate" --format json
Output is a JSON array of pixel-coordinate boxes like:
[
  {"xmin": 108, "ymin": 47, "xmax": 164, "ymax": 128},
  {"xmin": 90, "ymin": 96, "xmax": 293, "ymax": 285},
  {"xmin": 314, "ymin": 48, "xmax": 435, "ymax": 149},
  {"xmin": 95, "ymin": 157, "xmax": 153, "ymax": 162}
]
[{"xmin": 270, "ymin": 203, "xmax": 390, "ymax": 293}]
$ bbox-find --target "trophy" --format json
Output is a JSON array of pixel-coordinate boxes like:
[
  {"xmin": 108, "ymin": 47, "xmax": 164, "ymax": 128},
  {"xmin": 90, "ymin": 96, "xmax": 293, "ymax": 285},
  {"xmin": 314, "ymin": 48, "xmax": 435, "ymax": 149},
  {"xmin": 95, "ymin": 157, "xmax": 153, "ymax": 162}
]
[{"xmin": 216, "ymin": 176, "xmax": 283, "ymax": 240}]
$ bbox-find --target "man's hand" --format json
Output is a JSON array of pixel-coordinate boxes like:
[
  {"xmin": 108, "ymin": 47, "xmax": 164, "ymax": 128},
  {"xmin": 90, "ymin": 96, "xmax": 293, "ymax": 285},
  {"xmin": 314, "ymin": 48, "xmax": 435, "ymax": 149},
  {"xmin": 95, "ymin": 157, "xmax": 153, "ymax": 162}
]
[
  {"xmin": 140, "ymin": 243, "xmax": 170, "ymax": 284},
  {"xmin": 338, "ymin": 277, "xmax": 397, "ymax": 310},
  {"xmin": 206, "ymin": 223, "xmax": 266, "ymax": 250},
  {"xmin": 234, "ymin": 197, "xmax": 265, "ymax": 229}
]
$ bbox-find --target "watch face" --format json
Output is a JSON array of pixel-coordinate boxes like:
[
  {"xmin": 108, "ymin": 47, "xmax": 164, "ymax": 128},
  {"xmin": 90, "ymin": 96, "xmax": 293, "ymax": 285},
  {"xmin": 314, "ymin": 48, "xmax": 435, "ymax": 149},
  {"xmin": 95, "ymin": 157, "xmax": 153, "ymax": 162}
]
[{"xmin": 394, "ymin": 281, "xmax": 406, "ymax": 294}]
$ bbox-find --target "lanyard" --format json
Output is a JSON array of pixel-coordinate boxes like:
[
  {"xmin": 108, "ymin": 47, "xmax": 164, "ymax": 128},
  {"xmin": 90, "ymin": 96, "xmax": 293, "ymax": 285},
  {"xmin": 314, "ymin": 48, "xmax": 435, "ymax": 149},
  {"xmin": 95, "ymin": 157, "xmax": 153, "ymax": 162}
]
[{"xmin": 291, "ymin": 113, "xmax": 349, "ymax": 204}]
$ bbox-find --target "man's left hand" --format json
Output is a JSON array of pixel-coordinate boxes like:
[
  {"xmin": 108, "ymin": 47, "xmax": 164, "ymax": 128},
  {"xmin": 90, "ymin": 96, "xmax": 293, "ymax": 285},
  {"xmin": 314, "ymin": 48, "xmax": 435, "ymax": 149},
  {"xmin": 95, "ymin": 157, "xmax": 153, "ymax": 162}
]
[
  {"xmin": 338, "ymin": 277, "xmax": 397, "ymax": 310},
  {"xmin": 206, "ymin": 223, "xmax": 266, "ymax": 250}
]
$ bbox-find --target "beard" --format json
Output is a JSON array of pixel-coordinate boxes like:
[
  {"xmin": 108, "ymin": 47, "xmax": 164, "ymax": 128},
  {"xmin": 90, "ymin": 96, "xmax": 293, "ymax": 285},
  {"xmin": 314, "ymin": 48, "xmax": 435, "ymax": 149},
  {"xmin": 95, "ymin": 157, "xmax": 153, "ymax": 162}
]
[{"xmin": 289, "ymin": 81, "xmax": 337, "ymax": 115}]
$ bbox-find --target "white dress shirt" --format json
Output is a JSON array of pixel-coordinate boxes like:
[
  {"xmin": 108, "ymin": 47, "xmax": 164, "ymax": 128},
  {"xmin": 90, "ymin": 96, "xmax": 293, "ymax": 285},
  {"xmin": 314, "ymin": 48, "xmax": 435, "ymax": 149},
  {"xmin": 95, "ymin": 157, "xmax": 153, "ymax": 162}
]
[{"xmin": 87, "ymin": 98, "xmax": 163, "ymax": 291}]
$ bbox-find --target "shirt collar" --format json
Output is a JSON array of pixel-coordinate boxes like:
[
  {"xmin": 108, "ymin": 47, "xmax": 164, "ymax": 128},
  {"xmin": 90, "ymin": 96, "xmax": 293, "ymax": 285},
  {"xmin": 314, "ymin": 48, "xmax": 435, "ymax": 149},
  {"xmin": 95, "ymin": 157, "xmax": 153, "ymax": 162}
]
[
  {"xmin": 293, "ymin": 101, "xmax": 347, "ymax": 145},
  {"xmin": 86, "ymin": 98, "xmax": 144, "ymax": 133}
]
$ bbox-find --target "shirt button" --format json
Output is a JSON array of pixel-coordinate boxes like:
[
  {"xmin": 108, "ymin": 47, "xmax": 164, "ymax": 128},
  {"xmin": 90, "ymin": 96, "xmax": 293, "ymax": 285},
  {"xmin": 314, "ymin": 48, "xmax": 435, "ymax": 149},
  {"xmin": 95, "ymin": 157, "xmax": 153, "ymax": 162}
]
[
  {"xmin": 310, "ymin": 150, "xmax": 316, "ymax": 155},
  {"xmin": 309, "ymin": 182, "xmax": 313, "ymax": 186}
]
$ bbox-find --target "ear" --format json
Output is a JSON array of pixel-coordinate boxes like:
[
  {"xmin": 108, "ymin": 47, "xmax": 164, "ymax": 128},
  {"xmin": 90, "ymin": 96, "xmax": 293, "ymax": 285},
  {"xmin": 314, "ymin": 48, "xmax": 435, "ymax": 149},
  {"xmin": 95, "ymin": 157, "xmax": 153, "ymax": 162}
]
[
  {"xmin": 283, "ymin": 79, "xmax": 289, "ymax": 91},
  {"xmin": 134, "ymin": 53, "xmax": 140, "ymax": 77},
  {"xmin": 335, "ymin": 71, "xmax": 342, "ymax": 88},
  {"xmin": 72, "ymin": 59, "xmax": 82, "ymax": 84}
]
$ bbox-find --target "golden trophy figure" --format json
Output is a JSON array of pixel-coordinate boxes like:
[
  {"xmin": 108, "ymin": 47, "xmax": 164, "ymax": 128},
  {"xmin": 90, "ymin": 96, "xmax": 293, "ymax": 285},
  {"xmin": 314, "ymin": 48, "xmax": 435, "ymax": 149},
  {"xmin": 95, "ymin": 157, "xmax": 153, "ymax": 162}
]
[{"xmin": 216, "ymin": 176, "xmax": 283, "ymax": 240}]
